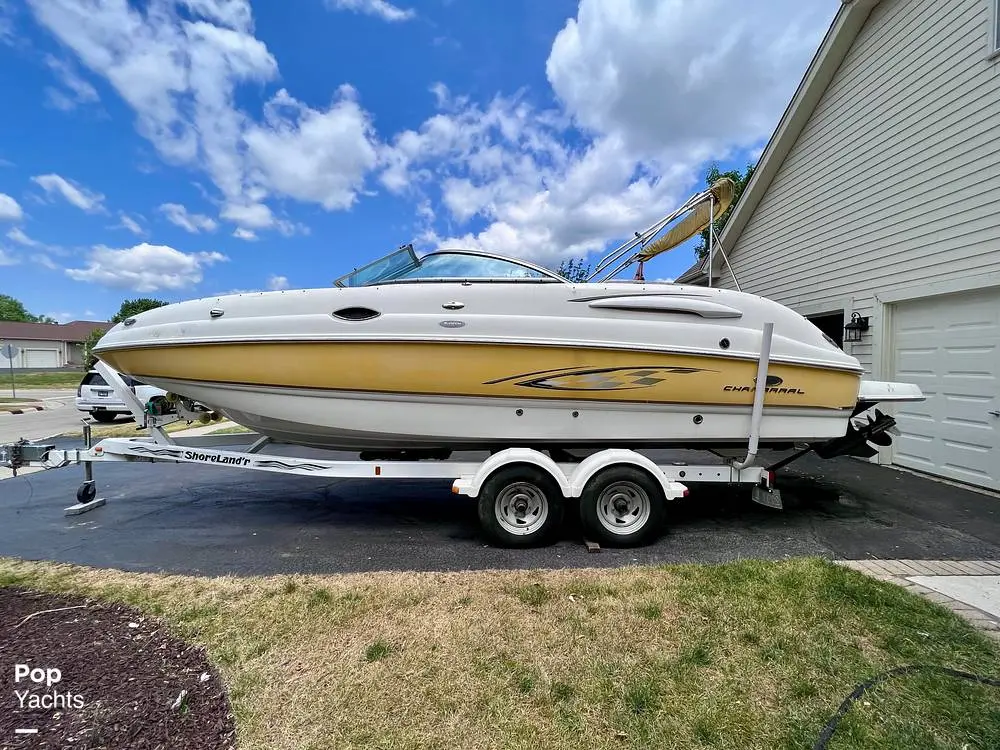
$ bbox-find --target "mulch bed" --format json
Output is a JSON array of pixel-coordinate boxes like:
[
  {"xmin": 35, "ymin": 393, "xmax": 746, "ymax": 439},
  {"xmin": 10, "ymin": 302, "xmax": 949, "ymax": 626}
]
[{"xmin": 0, "ymin": 588, "xmax": 236, "ymax": 749}]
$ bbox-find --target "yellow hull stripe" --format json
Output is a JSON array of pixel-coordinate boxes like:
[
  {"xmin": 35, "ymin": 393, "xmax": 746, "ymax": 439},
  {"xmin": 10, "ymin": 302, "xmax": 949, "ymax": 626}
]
[{"xmin": 98, "ymin": 341, "xmax": 860, "ymax": 409}]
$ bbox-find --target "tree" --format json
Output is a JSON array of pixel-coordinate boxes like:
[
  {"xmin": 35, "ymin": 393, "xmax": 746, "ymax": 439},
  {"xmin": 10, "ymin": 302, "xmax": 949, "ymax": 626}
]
[
  {"xmin": 0, "ymin": 294, "xmax": 44, "ymax": 323},
  {"xmin": 84, "ymin": 298, "xmax": 168, "ymax": 369},
  {"xmin": 693, "ymin": 162, "xmax": 756, "ymax": 260},
  {"xmin": 111, "ymin": 297, "xmax": 167, "ymax": 324},
  {"xmin": 83, "ymin": 328, "xmax": 106, "ymax": 369},
  {"xmin": 555, "ymin": 257, "xmax": 591, "ymax": 282}
]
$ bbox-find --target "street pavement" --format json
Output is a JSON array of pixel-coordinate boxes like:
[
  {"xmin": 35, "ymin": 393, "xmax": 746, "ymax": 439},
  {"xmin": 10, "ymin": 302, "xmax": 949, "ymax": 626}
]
[{"xmin": 0, "ymin": 390, "xmax": 86, "ymax": 444}]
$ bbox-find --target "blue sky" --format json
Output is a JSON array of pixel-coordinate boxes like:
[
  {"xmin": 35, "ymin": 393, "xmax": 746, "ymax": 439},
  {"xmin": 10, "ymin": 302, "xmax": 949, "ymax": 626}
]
[{"xmin": 0, "ymin": 0, "xmax": 838, "ymax": 322}]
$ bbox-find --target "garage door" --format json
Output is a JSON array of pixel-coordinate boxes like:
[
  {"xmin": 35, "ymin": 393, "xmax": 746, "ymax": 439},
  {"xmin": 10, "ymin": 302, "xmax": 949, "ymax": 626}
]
[
  {"xmin": 891, "ymin": 287, "xmax": 1000, "ymax": 491},
  {"xmin": 23, "ymin": 348, "xmax": 60, "ymax": 368}
]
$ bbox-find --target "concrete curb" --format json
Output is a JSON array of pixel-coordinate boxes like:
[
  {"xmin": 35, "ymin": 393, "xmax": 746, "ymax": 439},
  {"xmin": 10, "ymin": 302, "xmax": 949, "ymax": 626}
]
[
  {"xmin": 836, "ymin": 559, "xmax": 1000, "ymax": 639},
  {"xmin": 0, "ymin": 405, "xmax": 45, "ymax": 415}
]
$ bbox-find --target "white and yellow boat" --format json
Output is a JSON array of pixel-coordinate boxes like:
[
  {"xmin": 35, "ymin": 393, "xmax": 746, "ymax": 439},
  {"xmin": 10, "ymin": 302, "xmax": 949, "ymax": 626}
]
[{"xmin": 94, "ymin": 182, "xmax": 922, "ymax": 454}]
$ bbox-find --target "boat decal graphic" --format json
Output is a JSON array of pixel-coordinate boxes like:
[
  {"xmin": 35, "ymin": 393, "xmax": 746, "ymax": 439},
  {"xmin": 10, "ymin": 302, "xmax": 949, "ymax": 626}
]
[
  {"xmin": 723, "ymin": 376, "xmax": 806, "ymax": 395},
  {"xmin": 129, "ymin": 445, "xmax": 184, "ymax": 458},
  {"xmin": 488, "ymin": 365, "xmax": 711, "ymax": 392},
  {"xmin": 181, "ymin": 450, "xmax": 253, "ymax": 466},
  {"xmin": 255, "ymin": 459, "xmax": 328, "ymax": 471}
]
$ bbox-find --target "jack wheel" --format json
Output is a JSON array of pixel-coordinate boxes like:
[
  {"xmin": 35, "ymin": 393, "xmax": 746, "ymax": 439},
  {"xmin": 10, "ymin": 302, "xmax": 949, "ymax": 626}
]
[
  {"xmin": 77, "ymin": 481, "xmax": 97, "ymax": 505},
  {"xmin": 477, "ymin": 465, "xmax": 564, "ymax": 548}
]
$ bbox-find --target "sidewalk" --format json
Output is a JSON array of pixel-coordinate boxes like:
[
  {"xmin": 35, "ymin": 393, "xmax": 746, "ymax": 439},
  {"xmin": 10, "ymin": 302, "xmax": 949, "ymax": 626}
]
[{"xmin": 837, "ymin": 559, "xmax": 1000, "ymax": 638}]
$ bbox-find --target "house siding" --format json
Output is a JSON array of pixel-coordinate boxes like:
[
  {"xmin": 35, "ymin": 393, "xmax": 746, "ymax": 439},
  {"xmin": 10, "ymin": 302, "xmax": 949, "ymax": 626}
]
[{"xmin": 719, "ymin": 0, "xmax": 1000, "ymax": 377}]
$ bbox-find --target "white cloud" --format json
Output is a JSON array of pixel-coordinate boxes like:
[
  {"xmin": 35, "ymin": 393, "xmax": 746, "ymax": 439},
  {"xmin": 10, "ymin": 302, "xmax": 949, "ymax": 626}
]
[
  {"xmin": 116, "ymin": 212, "xmax": 145, "ymax": 236},
  {"xmin": 244, "ymin": 87, "xmax": 378, "ymax": 211},
  {"xmin": 0, "ymin": 248, "xmax": 18, "ymax": 266},
  {"xmin": 232, "ymin": 227, "xmax": 257, "ymax": 241},
  {"xmin": 65, "ymin": 242, "xmax": 227, "ymax": 292},
  {"xmin": 0, "ymin": 0, "xmax": 16, "ymax": 45},
  {"xmin": 179, "ymin": 0, "xmax": 253, "ymax": 31},
  {"xmin": 545, "ymin": 0, "xmax": 833, "ymax": 160},
  {"xmin": 26, "ymin": 0, "xmax": 378, "ymax": 235},
  {"xmin": 266, "ymin": 274, "xmax": 289, "ymax": 290},
  {"xmin": 44, "ymin": 54, "xmax": 100, "ymax": 110},
  {"xmin": 6, "ymin": 226, "xmax": 40, "ymax": 247},
  {"xmin": 33, "ymin": 253, "xmax": 59, "ymax": 270},
  {"xmin": 220, "ymin": 200, "xmax": 273, "ymax": 229},
  {"xmin": 45, "ymin": 311, "xmax": 76, "ymax": 323},
  {"xmin": 379, "ymin": 92, "xmax": 687, "ymax": 265},
  {"xmin": 159, "ymin": 202, "xmax": 218, "ymax": 233},
  {"xmin": 325, "ymin": 0, "xmax": 414, "ymax": 22},
  {"xmin": 31, "ymin": 173, "xmax": 105, "ymax": 213},
  {"xmin": 0, "ymin": 192, "xmax": 23, "ymax": 221}
]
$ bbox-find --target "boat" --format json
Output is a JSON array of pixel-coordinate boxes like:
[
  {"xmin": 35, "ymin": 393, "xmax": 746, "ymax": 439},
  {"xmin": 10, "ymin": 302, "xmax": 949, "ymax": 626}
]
[{"xmin": 93, "ymin": 181, "xmax": 923, "ymax": 458}]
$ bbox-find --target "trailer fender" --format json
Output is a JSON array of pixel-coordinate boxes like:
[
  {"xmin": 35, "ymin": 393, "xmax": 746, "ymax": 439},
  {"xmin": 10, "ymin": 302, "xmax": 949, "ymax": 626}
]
[
  {"xmin": 452, "ymin": 448, "xmax": 571, "ymax": 498},
  {"xmin": 568, "ymin": 450, "xmax": 687, "ymax": 502}
]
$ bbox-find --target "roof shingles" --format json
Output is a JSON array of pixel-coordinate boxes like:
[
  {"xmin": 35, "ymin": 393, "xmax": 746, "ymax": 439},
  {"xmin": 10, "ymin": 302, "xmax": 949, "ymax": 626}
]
[{"xmin": 0, "ymin": 320, "xmax": 112, "ymax": 343}]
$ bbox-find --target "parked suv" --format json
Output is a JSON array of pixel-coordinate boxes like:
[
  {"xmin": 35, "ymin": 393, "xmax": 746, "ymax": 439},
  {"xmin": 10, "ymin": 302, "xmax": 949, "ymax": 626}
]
[{"xmin": 75, "ymin": 369, "xmax": 166, "ymax": 423}]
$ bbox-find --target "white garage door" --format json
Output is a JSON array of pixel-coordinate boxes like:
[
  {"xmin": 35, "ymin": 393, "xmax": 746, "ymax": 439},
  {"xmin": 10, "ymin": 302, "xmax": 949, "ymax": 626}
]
[
  {"xmin": 23, "ymin": 348, "xmax": 60, "ymax": 368},
  {"xmin": 891, "ymin": 287, "xmax": 1000, "ymax": 491}
]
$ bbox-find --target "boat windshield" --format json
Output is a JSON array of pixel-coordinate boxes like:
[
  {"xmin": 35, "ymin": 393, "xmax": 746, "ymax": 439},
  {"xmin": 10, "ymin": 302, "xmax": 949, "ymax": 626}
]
[{"xmin": 334, "ymin": 248, "xmax": 566, "ymax": 287}]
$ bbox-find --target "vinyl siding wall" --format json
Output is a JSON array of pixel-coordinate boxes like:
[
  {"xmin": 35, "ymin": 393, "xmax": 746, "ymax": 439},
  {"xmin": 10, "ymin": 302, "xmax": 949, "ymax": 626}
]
[{"xmin": 719, "ymin": 0, "xmax": 1000, "ymax": 377}]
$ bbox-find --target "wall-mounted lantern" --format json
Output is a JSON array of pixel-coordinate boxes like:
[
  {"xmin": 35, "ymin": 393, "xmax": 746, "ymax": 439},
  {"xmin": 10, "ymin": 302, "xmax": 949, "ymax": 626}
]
[{"xmin": 844, "ymin": 312, "xmax": 870, "ymax": 343}]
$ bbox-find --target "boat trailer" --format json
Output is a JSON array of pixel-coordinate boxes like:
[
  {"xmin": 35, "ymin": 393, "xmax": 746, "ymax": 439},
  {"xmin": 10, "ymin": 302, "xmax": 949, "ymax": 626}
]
[{"xmin": 0, "ymin": 325, "xmax": 880, "ymax": 549}]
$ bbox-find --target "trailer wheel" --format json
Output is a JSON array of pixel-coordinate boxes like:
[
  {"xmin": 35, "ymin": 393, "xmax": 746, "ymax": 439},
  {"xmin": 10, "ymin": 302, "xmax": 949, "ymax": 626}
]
[
  {"xmin": 478, "ymin": 466, "xmax": 564, "ymax": 548},
  {"xmin": 579, "ymin": 466, "xmax": 665, "ymax": 547}
]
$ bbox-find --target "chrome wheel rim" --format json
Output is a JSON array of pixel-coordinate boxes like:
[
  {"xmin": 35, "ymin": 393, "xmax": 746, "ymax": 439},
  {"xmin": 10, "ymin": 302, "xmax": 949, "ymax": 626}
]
[
  {"xmin": 495, "ymin": 482, "xmax": 549, "ymax": 536},
  {"xmin": 595, "ymin": 481, "xmax": 650, "ymax": 535}
]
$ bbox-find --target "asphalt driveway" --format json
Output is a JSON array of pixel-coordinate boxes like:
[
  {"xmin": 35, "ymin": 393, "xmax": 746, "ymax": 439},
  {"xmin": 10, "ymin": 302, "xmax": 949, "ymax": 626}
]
[{"xmin": 0, "ymin": 442, "xmax": 997, "ymax": 576}]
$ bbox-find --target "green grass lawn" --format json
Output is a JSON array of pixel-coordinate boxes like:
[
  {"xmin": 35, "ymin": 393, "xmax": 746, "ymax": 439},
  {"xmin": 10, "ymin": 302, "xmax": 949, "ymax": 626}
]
[
  {"xmin": 208, "ymin": 423, "xmax": 254, "ymax": 435},
  {"xmin": 59, "ymin": 419, "xmax": 202, "ymax": 439},
  {"xmin": 2, "ymin": 370, "xmax": 84, "ymax": 389},
  {"xmin": 1, "ymin": 557, "xmax": 997, "ymax": 750}
]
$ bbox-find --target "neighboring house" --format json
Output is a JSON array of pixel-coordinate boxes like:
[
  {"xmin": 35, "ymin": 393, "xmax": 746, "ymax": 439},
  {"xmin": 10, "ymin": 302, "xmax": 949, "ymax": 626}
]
[
  {"xmin": 0, "ymin": 320, "xmax": 112, "ymax": 369},
  {"xmin": 677, "ymin": 0, "xmax": 1000, "ymax": 491}
]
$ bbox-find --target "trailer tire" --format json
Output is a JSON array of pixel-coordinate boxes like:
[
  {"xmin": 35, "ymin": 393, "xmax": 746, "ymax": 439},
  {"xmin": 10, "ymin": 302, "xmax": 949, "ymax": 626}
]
[
  {"xmin": 579, "ymin": 466, "xmax": 665, "ymax": 547},
  {"xmin": 77, "ymin": 481, "xmax": 96, "ymax": 505},
  {"xmin": 478, "ymin": 465, "xmax": 564, "ymax": 548}
]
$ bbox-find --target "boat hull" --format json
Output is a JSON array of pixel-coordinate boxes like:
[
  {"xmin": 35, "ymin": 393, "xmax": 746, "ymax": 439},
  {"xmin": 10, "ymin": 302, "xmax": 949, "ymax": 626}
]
[
  {"xmin": 96, "ymin": 339, "xmax": 861, "ymax": 450},
  {"xmin": 97, "ymin": 340, "xmax": 860, "ymax": 409},
  {"xmin": 141, "ymin": 376, "xmax": 855, "ymax": 450}
]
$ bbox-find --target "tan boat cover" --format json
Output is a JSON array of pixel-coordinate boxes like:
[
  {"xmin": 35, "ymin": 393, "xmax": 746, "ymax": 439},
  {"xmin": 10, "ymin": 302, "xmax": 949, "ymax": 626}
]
[{"xmin": 636, "ymin": 177, "xmax": 736, "ymax": 261}]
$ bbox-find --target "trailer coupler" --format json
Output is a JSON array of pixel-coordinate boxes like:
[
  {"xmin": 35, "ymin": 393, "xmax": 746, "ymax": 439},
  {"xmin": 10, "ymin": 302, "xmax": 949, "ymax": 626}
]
[{"xmin": 0, "ymin": 439, "xmax": 55, "ymax": 477}]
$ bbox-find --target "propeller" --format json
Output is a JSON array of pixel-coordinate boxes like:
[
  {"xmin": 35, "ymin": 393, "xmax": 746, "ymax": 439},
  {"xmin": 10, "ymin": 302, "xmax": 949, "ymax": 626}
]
[{"xmin": 812, "ymin": 408, "xmax": 897, "ymax": 459}]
